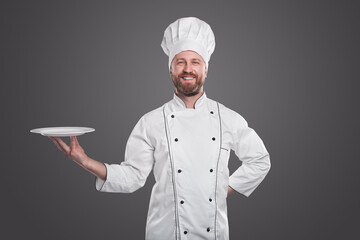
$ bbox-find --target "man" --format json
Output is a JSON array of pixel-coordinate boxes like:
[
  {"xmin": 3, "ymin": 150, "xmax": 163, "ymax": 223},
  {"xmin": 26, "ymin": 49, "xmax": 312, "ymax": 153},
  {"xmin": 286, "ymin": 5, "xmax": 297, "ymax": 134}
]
[{"xmin": 50, "ymin": 17, "xmax": 271, "ymax": 240}]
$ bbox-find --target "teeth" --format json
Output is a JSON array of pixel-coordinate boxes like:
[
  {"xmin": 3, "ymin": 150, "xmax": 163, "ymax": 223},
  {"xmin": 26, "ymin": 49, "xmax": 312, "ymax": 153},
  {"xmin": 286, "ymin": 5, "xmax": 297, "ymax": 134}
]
[{"xmin": 183, "ymin": 77, "xmax": 194, "ymax": 80}]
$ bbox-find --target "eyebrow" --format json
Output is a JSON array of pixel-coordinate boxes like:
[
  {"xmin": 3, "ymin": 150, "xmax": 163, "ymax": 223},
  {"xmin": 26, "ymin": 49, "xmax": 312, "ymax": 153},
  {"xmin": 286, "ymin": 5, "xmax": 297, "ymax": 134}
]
[{"xmin": 176, "ymin": 58, "xmax": 202, "ymax": 62}]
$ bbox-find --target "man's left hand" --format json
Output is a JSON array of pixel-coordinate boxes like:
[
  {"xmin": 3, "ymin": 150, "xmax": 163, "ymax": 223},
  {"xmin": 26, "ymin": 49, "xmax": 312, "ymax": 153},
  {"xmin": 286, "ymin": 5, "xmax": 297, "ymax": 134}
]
[{"xmin": 227, "ymin": 186, "xmax": 235, "ymax": 196}]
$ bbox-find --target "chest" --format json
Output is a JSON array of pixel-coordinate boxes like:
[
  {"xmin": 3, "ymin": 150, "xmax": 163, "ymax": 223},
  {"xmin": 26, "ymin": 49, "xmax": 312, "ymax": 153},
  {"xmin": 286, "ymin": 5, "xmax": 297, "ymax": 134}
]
[{"xmin": 166, "ymin": 109, "xmax": 221, "ymax": 166}]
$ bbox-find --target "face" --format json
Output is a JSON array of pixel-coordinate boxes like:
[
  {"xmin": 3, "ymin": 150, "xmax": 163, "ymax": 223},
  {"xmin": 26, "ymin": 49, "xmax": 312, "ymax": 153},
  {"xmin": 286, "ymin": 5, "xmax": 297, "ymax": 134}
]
[{"xmin": 170, "ymin": 50, "xmax": 207, "ymax": 97}]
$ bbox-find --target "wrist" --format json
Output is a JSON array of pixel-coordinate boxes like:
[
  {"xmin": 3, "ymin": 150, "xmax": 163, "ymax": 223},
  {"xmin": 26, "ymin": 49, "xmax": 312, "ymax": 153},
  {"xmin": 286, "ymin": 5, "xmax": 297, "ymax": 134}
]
[{"xmin": 78, "ymin": 155, "xmax": 90, "ymax": 169}]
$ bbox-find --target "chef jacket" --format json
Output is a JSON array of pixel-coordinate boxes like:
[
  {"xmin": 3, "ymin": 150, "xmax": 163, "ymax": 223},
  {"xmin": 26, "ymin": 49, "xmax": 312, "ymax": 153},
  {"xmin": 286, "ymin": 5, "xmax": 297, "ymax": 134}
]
[{"xmin": 95, "ymin": 91, "xmax": 271, "ymax": 240}]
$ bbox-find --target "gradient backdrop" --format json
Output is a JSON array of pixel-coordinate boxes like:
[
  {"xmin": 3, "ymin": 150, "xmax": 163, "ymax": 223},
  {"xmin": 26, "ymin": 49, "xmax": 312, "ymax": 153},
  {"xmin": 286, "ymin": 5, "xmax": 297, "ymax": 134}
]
[{"xmin": 2, "ymin": 0, "xmax": 359, "ymax": 239}]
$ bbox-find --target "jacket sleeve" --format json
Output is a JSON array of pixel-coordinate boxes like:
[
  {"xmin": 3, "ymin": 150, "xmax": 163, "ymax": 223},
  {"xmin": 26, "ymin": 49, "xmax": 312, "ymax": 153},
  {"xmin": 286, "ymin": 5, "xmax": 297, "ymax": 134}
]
[
  {"xmin": 228, "ymin": 113, "xmax": 271, "ymax": 197},
  {"xmin": 95, "ymin": 115, "xmax": 155, "ymax": 193}
]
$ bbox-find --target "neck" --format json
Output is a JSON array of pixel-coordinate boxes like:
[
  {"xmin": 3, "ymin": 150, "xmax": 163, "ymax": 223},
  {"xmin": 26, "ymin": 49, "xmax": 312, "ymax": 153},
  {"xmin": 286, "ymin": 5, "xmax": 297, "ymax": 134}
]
[{"xmin": 175, "ymin": 89, "xmax": 204, "ymax": 109}]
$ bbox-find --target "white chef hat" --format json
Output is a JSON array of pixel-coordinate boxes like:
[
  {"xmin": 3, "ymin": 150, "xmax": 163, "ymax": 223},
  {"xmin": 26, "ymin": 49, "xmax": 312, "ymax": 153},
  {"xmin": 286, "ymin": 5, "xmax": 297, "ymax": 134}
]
[{"xmin": 161, "ymin": 17, "xmax": 216, "ymax": 71}]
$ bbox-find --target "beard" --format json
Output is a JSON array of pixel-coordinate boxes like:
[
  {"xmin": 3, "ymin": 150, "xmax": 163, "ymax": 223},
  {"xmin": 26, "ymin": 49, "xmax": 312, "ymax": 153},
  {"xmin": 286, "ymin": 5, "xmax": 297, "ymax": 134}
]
[{"xmin": 171, "ymin": 72, "xmax": 205, "ymax": 97}]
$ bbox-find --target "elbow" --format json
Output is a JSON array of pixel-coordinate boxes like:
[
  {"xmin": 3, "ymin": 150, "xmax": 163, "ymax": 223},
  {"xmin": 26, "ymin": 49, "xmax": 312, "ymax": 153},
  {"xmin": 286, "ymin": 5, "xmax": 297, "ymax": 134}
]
[
  {"xmin": 264, "ymin": 154, "xmax": 271, "ymax": 173},
  {"xmin": 262, "ymin": 154, "xmax": 271, "ymax": 178},
  {"xmin": 257, "ymin": 154, "xmax": 271, "ymax": 175}
]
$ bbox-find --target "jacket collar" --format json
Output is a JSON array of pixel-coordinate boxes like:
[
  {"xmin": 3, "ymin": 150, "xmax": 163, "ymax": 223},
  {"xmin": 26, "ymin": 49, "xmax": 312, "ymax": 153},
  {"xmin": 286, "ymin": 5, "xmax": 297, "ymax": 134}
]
[{"xmin": 172, "ymin": 91, "xmax": 207, "ymax": 110}]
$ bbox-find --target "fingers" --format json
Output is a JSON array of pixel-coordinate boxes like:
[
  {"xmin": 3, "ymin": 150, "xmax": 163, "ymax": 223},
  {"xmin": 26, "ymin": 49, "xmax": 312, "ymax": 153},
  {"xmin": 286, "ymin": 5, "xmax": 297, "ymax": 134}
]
[
  {"xmin": 49, "ymin": 136, "xmax": 70, "ymax": 155},
  {"xmin": 49, "ymin": 137, "xmax": 62, "ymax": 152},
  {"xmin": 70, "ymin": 136, "xmax": 76, "ymax": 148},
  {"xmin": 74, "ymin": 136, "xmax": 80, "ymax": 145},
  {"xmin": 70, "ymin": 136, "xmax": 79, "ymax": 147}
]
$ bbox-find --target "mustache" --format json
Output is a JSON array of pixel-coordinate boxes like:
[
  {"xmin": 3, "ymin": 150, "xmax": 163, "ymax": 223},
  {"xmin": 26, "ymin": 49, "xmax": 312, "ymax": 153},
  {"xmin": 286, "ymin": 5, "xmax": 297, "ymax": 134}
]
[{"xmin": 178, "ymin": 73, "xmax": 198, "ymax": 78}]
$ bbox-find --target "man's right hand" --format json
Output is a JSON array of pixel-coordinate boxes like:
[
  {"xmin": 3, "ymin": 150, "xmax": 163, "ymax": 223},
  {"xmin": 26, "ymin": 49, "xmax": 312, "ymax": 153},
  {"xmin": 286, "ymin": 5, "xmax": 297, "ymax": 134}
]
[
  {"xmin": 49, "ymin": 136, "xmax": 89, "ymax": 167},
  {"xmin": 49, "ymin": 136, "xmax": 107, "ymax": 180}
]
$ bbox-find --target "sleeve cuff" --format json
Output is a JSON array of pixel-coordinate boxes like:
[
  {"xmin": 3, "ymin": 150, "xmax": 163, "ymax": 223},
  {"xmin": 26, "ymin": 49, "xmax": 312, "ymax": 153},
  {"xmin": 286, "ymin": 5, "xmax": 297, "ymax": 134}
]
[
  {"xmin": 228, "ymin": 181, "xmax": 250, "ymax": 197},
  {"xmin": 95, "ymin": 163, "xmax": 108, "ymax": 192}
]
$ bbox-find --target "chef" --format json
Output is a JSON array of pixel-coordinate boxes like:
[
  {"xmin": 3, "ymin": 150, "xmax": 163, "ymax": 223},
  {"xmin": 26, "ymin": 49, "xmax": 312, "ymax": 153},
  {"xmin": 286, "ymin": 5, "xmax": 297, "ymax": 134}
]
[{"xmin": 50, "ymin": 17, "xmax": 271, "ymax": 240}]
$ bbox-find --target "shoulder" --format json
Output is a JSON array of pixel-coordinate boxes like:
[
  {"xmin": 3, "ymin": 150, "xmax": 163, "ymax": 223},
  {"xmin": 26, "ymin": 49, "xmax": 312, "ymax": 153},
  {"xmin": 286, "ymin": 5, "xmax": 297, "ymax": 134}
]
[
  {"xmin": 141, "ymin": 105, "xmax": 165, "ymax": 122},
  {"xmin": 133, "ymin": 104, "xmax": 166, "ymax": 135},
  {"xmin": 214, "ymin": 100, "xmax": 248, "ymax": 127}
]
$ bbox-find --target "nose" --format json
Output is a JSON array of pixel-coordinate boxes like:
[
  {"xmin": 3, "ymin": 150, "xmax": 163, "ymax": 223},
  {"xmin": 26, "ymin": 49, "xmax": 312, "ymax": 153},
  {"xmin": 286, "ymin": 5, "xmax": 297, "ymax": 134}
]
[{"xmin": 183, "ymin": 62, "xmax": 192, "ymax": 73}]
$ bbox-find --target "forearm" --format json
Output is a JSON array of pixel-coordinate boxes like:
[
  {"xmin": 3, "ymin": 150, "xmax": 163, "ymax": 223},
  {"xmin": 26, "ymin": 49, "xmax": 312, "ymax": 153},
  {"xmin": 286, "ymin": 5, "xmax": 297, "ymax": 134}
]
[
  {"xmin": 229, "ymin": 155, "xmax": 270, "ymax": 197},
  {"xmin": 82, "ymin": 156, "xmax": 107, "ymax": 181}
]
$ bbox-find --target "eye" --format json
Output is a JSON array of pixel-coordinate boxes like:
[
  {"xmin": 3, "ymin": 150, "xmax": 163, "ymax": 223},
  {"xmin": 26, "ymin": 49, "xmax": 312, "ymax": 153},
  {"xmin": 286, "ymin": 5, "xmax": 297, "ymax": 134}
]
[
  {"xmin": 193, "ymin": 61, "xmax": 200, "ymax": 65},
  {"xmin": 177, "ymin": 61, "xmax": 184, "ymax": 65}
]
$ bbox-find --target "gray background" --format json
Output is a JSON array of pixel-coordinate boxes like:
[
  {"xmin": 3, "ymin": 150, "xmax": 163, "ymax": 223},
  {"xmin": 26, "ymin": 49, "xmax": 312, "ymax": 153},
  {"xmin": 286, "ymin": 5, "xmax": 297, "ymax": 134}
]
[{"xmin": 2, "ymin": 0, "xmax": 359, "ymax": 239}]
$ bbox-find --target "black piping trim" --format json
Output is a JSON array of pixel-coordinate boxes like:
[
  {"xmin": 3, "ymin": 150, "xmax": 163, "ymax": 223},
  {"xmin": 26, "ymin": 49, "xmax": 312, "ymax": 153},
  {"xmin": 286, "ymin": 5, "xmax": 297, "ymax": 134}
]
[
  {"xmin": 163, "ymin": 106, "xmax": 181, "ymax": 240},
  {"xmin": 173, "ymin": 90, "xmax": 187, "ymax": 109},
  {"xmin": 94, "ymin": 163, "xmax": 107, "ymax": 192},
  {"xmin": 193, "ymin": 91, "xmax": 205, "ymax": 109},
  {"xmin": 174, "ymin": 91, "xmax": 206, "ymax": 109},
  {"xmin": 213, "ymin": 102, "xmax": 222, "ymax": 240}
]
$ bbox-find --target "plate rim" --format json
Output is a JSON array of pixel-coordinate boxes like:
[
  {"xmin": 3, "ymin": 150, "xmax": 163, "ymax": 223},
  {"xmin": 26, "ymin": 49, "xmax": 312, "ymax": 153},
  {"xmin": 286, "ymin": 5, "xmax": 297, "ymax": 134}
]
[{"xmin": 30, "ymin": 126, "xmax": 95, "ymax": 136}]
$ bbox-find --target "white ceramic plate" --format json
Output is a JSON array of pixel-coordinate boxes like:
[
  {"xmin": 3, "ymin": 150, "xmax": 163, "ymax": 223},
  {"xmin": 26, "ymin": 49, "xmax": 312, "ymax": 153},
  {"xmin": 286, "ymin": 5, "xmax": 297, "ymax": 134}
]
[{"xmin": 30, "ymin": 127, "xmax": 95, "ymax": 137}]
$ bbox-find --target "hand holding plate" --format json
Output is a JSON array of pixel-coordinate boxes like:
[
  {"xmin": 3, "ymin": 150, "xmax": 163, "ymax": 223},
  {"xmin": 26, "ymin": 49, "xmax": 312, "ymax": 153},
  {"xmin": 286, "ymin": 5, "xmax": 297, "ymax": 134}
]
[{"xmin": 50, "ymin": 136, "xmax": 89, "ymax": 166}]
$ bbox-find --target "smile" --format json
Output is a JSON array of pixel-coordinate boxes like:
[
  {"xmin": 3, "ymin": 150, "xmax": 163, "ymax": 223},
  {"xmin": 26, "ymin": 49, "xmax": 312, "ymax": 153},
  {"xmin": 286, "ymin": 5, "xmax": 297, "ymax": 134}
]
[{"xmin": 181, "ymin": 76, "xmax": 195, "ymax": 81}]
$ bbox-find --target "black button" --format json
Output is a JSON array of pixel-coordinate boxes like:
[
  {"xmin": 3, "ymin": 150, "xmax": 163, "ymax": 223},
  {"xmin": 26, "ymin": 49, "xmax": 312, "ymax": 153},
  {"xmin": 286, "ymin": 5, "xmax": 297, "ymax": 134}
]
[
  {"xmin": 175, "ymin": 138, "xmax": 178, "ymax": 142},
  {"xmin": 171, "ymin": 115, "xmax": 175, "ymax": 118},
  {"xmin": 184, "ymin": 231, "xmax": 188, "ymax": 234},
  {"xmin": 210, "ymin": 111, "xmax": 214, "ymax": 114},
  {"xmin": 180, "ymin": 200, "xmax": 184, "ymax": 204},
  {"xmin": 210, "ymin": 169, "xmax": 213, "ymax": 172},
  {"xmin": 178, "ymin": 169, "xmax": 182, "ymax": 173},
  {"xmin": 209, "ymin": 198, "xmax": 212, "ymax": 202},
  {"xmin": 207, "ymin": 227, "xmax": 210, "ymax": 232},
  {"xmin": 212, "ymin": 137, "xmax": 216, "ymax": 141}
]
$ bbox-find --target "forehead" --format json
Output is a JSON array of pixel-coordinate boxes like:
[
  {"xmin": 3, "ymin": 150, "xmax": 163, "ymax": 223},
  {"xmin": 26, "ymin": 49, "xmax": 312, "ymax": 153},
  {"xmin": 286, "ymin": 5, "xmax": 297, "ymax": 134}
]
[{"xmin": 173, "ymin": 50, "xmax": 203, "ymax": 61}]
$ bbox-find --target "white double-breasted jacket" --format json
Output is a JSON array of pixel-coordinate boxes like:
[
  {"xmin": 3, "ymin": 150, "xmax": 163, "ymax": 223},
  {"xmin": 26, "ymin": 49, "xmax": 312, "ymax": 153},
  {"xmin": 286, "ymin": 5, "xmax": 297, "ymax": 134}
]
[{"xmin": 96, "ymin": 92, "xmax": 271, "ymax": 240}]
